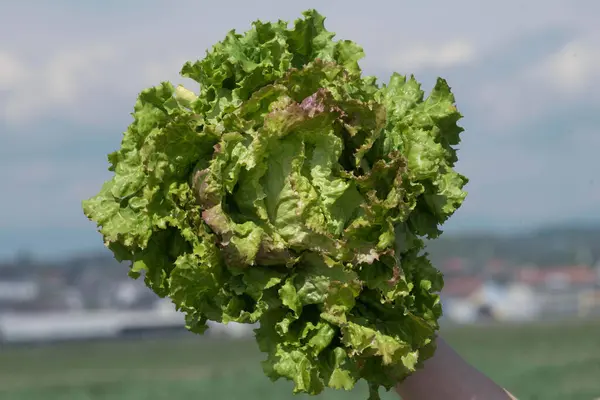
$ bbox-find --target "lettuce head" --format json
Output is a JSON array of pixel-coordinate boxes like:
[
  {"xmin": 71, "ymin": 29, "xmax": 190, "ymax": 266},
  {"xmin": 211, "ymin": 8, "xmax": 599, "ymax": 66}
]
[{"xmin": 83, "ymin": 9, "xmax": 468, "ymax": 399}]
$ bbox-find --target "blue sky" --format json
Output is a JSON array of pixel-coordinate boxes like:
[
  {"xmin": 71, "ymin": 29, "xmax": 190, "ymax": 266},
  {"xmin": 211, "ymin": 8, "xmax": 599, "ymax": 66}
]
[{"xmin": 1, "ymin": 0, "xmax": 599, "ymax": 259}]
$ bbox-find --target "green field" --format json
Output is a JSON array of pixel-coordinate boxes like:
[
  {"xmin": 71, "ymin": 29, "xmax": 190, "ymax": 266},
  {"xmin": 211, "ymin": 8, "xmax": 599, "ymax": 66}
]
[{"xmin": 0, "ymin": 320, "xmax": 598, "ymax": 400}]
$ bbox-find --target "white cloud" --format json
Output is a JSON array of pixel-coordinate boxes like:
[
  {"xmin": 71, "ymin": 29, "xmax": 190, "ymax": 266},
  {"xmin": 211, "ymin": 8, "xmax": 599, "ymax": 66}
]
[
  {"xmin": 0, "ymin": 52, "xmax": 26, "ymax": 90},
  {"xmin": 525, "ymin": 36, "xmax": 600, "ymax": 95},
  {"xmin": 469, "ymin": 78, "xmax": 556, "ymax": 131},
  {"xmin": 0, "ymin": 42, "xmax": 198, "ymax": 127},
  {"xmin": 467, "ymin": 33, "xmax": 600, "ymax": 131},
  {"xmin": 1, "ymin": 44, "xmax": 118, "ymax": 124},
  {"xmin": 385, "ymin": 40, "xmax": 476, "ymax": 71}
]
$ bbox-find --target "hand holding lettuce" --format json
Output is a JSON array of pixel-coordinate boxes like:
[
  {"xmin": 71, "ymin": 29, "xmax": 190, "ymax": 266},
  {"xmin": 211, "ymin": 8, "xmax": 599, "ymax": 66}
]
[{"xmin": 83, "ymin": 10, "xmax": 468, "ymax": 399}]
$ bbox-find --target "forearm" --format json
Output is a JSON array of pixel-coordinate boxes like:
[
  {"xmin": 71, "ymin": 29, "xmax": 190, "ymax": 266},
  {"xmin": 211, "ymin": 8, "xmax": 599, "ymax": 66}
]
[{"xmin": 396, "ymin": 337, "xmax": 516, "ymax": 400}]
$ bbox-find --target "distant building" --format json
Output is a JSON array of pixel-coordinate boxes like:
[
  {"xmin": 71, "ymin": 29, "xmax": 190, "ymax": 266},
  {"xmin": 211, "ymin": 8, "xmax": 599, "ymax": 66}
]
[
  {"xmin": 441, "ymin": 272, "xmax": 542, "ymax": 323},
  {"xmin": 472, "ymin": 282, "xmax": 540, "ymax": 322},
  {"xmin": 517, "ymin": 266, "xmax": 598, "ymax": 318},
  {"xmin": 442, "ymin": 257, "xmax": 469, "ymax": 274},
  {"xmin": 440, "ymin": 276, "xmax": 484, "ymax": 323},
  {"xmin": 0, "ymin": 280, "xmax": 40, "ymax": 312},
  {"xmin": 517, "ymin": 266, "xmax": 597, "ymax": 290},
  {"xmin": 442, "ymin": 276, "xmax": 483, "ymax": 298}
]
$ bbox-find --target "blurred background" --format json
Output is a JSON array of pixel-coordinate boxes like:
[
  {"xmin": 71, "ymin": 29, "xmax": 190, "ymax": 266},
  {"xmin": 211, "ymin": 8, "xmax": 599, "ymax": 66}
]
[{"xmin": 1, "ymin": 1, "xmax": 599, "ymax": 399}]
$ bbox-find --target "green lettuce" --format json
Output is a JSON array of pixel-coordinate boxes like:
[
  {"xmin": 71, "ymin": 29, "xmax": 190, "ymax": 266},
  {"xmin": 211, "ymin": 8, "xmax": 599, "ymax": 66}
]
[{"xmin": 82, "ymin": 9, "xmax": 468, "ymax": 399}]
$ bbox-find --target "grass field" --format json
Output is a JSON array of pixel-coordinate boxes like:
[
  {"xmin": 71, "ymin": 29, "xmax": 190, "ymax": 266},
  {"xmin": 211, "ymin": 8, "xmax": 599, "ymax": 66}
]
[{"xmin": 0, "ymin": 320, "xmax": 598, "ymax": 400}]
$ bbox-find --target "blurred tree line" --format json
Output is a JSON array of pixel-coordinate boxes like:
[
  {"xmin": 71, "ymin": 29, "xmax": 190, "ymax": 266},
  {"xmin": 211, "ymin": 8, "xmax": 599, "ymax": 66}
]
[{"xmin": 426, "ymin": 225, "xmax": 600, "ymax": 269}]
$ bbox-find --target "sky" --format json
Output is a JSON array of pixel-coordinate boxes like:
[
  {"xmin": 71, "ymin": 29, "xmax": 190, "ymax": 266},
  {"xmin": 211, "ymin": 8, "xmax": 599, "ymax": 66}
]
[{"xmin": 1, "ymin": 0, "xmax": 599, "ymax": 259}]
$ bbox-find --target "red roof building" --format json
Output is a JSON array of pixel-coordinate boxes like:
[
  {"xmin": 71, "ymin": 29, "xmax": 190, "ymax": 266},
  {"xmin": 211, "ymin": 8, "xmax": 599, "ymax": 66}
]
[{"xmin": 517, "ymin": 266, "xmax": 597, "ymax": 288}]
